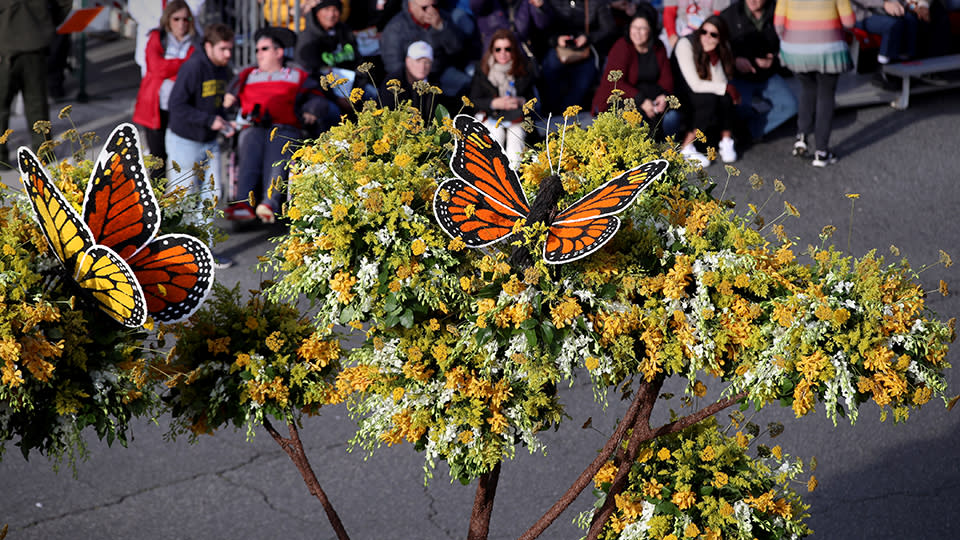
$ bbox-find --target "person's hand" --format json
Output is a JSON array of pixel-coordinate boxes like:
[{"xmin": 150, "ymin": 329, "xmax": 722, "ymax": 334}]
[
  {"xmin": 210, "ymin": 115, "xmax": 226, "ymax": 131},
  {"xmin": 725, "ymin": 83, "xmax": 741, "ymax": 105},
  {"xmin": 493, "ymin": 96, "xmax": 521, "ymax": 110},
  {"xmin": 668, "ymin": 34, "xmax": 679, "ymax": 49},
  {"xmin": 303, "ymin": 112, "xmax": 317, "ymax": 125},
  {"xmin": 557, "ymin": 35, "xmax": 572, "ymax": 47},
  {"xmin": 574, "ymin": 34, "xmax": 588, "ymax": 48},
  {"xmin": 223, "ymin": 93, "xmax": 236, "ymax": 109},
  {"xmin": 422, "ymin": 3, "xmax": 444, "ymax": 29},
  {"xmin": 755, "ymin": 53, "xmax": 774, "ymax": 70},
  {"xmin": 883, "ymin": 0, "xmax": 905, "ymax": 16},
  {"xmin": 528, "ymin": 0, "xmax": 544, "ymax": 8},
  {"xmin": 735, "ymin": 57, "xmax": 755, "ymax": 73},
  {"xmin": 916, "ymin": 4, "xmax": 930, "ymax": 21},
  {"xmin": 653, "ymin": 94, "xmax": 667, "ymax": 113},
  {"xmin": 640, "ymin": 98, "xmax": 656, "ymax": 118}
]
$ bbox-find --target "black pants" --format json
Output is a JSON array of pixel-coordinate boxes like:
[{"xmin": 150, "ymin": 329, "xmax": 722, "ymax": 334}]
[
  {"xmin": 142, "ymin": 109, "xmax": 169, "ymax": 178},
  {"xmin": 796, "ymin": 71, "xmax": 839, "ymax": 153},
  {"xmin": 689, "ymin": 91, "xmax": 737, "ymax": 143},
  {"xmin": 0, "ymin": 49, "xmax": 49, "ymax": 163}
]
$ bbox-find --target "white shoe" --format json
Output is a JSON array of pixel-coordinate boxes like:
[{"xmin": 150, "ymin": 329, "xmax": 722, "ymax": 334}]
[
  {"xmin": 681, "ymin": 143, "xmax": 710, "ymax": 168},
  {"xmin": 719, "ymin": 136, "xmax": 737, "ymax": 163}
]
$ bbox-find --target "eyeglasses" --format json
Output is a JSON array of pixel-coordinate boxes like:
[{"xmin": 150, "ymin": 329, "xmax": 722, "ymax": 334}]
[
  {"xmin": 699, "ymin": 29, "xmax": 720, "ymax": 38},
  {"xmin": 494, "ymin": 47, "xmax": 512, "ymax": 53},
  {"xmin": 256, "ymin": 46, "xmax": 276, "ymax": 52},
  {"xmin": 171, "ymin": 16, "xmax": 191, "ymax": 22}
]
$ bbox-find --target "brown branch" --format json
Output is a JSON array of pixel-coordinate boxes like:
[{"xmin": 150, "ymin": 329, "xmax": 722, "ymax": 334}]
[
  {"xmin": 585, "ymin": 390, "xmax": 747, "ymax": 540},
  {"xmin": 518, "ymin": 382, "xmax": 648, "ymax": 540},
  {"xmin": 467, "ymin": 462, "xmax": 502, "ymax": 540},
  {"xmin": 586, "ymin": 379, "xmax": 663, "ymax": 540},
  {"xmin": 264, "ymin": 418, "xmax": 351, "ymax": 540}
]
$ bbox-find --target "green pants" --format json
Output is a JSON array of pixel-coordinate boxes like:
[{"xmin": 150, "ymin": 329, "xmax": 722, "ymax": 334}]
[{"xmin": 0, "ymin": 49, "xmax": 49, "ymax": 165}]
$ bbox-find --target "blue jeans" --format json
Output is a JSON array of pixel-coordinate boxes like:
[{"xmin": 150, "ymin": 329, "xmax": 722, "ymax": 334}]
[
  {"xmin": 540, "ymin": 48, "xmax": 599, "ymax": 114},
  {"xmin": 236, "ymin": 124, "xmax": 299, "ymax": 211},
  {"xmin": 660, "ymin": 109, "xmax": 682, "ymax": 139},
  {"xmin": 731, "ymin": 74, "xmax": 798, "ymax": 140},
  {"xmin": 857, "ymin": 13, "xmax": 918, "ymax": 62},
  {"xmin": 165, "ymin": 130, "xmax": 222, "ymax": 226}
]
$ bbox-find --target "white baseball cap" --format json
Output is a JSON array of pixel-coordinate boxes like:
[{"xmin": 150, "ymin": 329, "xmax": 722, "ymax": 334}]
[{"xmin": 406, "ymin": 40, "xmax": 434, "ymax": 61}]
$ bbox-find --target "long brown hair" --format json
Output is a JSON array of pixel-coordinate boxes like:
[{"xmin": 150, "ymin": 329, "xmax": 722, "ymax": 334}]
[
  {"xmin": 160, "ymin": 0, "xmax": 195, "ymax": 36},
  {"xmin": 690, "ymin": 16, "xmax": 734, "ymax": 81},
  {"xmin": 480, "ymin": 29, "xmax": 528, "ymax": 78}
]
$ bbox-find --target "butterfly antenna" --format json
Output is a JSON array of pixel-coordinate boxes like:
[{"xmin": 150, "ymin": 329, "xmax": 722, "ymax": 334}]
[{"xmin": 557, "ymin": 115, "xmax": 569, "ymax": 171}]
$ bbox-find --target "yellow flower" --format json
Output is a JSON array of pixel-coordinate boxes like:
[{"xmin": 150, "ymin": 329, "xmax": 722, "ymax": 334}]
[
  {"xmin": 693, "ymin": 380, "xmax": 707, "ymax": 397},
  {"xmin": 735, "ymin": 431, "xmax": 749, "ymax": 448},
  {"xmin": 563, "ymin": 105, "xmax": 582, "ymax": 118},
  {"xmin": 411, "ymin": 239, "xmax": 426, "ymax": 257},
  {"xmin": 713, "ymin": 471, "xmax": 728, "ymax": 488},
  {"xmin": 461, "ymin": 95, "xmax": 474, "ymax": 108},
  {"xmin": 808, "ymin": 475, "xmax": 818, "ymax": 492},
  {"xmin": 594, "ymin": 461, "xmax": 617, "ymax": 487},
  {"xmin": 448, "ymin": 237, "xmax": 466, "ymax": 251},
  {"xmin": 684, "ymin": 522, "xmax": 700, "ymax": 538},
  {"xmin": 622, "ymin": 109, "xmax": 644, "ymax": 126},
  {"xmin": 460, "ymin": 276, "xmax": 472, "ymax": 291},
  {"xmin": 671, "ymin": 489, "xmax": 696, "ymax": 509},
  {"xmin": 349, "ymin": 87, "xmax": 364, "ymax": 103},
  {"xmin": 700, "ymin": 445, "xmax": 715, "ymax": 461},
  {"xmin": 265, "ymin": 331, "xmax": 285, "ymax": 352},
  {"xmin": 458, "ymin": 430, "xmax": 474, "ymax": 444},
  {"xmin": 207, "ymin": 337, "xmax": 230, "ymax": 355},
  {"xmin": 657, "ymin": 447, "xmax": 672, "ymax": 461},
  {"xmin": 585, "ymin": 356, "xmax": 599, "ymax": 371},
  {"xmin": 245, "ymin": 317, "xmax": 259, "ymax": 330},
  {"xmin": 394, "ymin": 153, "xmax": 413, "ymax": 168},
  {"xmin": 771, "ymin": 445, "xmax": 783, "ymax": 459}
]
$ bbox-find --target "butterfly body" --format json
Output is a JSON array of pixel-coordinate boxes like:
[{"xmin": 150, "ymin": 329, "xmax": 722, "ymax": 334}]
[
  {"xmin": 18, "ymin": 124, "xmax": 215, "ymax": 328},
  {"xmin": 434, "ymin": 115, "xmax": 669, "ymax": 265}
]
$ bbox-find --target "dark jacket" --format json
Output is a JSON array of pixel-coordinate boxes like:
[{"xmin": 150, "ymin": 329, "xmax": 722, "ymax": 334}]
[
  {"xmin": 470, "ymin": 0, "xmax": 553, "ymax": 47},
  {"xmin": 468, "ymin": 61, "xmax": 536, "ymax": 121},
  {"xmin": 0, "ymin": 0, "xmax": 71, "ymax": 55},
  {"xmin": 295, "ymin": 6, "xmax": 361, "ymax": 73},
  {"xmin": 380, "ymin": 0, "xmax": 466, "ymax": 75},
  {"xmin": 544, "ymin": 0, "xmax": 616, "ymax": 55},
  {"xmin": 720, "ymin": 0, "xmax": 782, "ymax": 83},
  {"xmin": 168, "ymin": 48, "xmax": 233, "ymax": 143},
  {"xmin": 593, "ymin": 36, "xmax": 672, "ymax": 114}
]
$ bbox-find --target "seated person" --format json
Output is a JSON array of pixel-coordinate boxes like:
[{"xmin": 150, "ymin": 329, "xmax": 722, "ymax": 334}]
[
  {"xmin": 381, "ymin": 0, "xmax": 471, "ymax": 96},
  {"xmin": 663, "ymin": 0, "xmax": 731, "ymax": 50},
  {"xmin": 224, "ymin": 27, "xmax": 336, "ymax": 223},
  {"xmin": 540, "ymin": 0, "xmax": 617, "ymax": 114},
  {"xmin": 469, "ymin": 29, "xmax": 536, "ymax": 167},
  {"xmin": 671, "ymin": 16, "xmax": 741, "ymax": 166},
  {"xmin": 720, "ymin": 0, "xmax": 797, "ymax": 140},
  {"xmin": 380, "ymin": 41, "xmax": 453, "ymax": 123},
  {"xmin": 471, "ymin": 0, "xmax": 553, "ymax": 50},
  {"xmin": 851, "ymin": 0, "xmax": 918, "ymax": 75},
  {"xmin": 592, "ymin": 6, "xmax": 681, "ymax": 141}
]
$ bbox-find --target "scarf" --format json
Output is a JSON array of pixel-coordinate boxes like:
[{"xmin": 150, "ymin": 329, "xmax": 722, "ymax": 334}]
[{"xmin": 486, "ymin": 57, "xmax": 514, "ymax": 97}]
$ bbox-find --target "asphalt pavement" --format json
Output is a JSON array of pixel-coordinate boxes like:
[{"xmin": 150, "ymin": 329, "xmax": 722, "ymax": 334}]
[{"xmin": 2, "ymin": 34, "xmax": 960, "ymax": 540}]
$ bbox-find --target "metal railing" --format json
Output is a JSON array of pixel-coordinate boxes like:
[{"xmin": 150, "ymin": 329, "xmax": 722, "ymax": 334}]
[{"xmin": 202, "ymin": 0, "xmax": 307, "ymax": 68}]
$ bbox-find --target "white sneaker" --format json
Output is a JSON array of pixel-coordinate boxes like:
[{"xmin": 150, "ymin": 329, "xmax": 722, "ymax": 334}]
[
  {"xmin": 718, "ymin": 137, "xmax": 737, "ymax": 163},
  {"xmin": 681, "ymin": 143, "xmax": 710, "ymax": 168}
]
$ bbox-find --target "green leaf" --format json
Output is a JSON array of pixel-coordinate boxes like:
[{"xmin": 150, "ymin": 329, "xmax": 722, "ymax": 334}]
[
  {"xmin": 524, "ymin": 329, "xmax": 538, "ymax": 348},
  {"xmin": 520, "ymin": 318, "xmax": 538, "ymax": 330},
  {"xmin": 400, "ymin": 309, "xmax": 414, "ymax": 328}
]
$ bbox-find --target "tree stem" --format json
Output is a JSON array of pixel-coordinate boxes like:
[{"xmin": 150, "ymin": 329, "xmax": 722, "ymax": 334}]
[
  {"xmin": 467, "ymin": 461, "xmax": 502, "ymax": 540},
  {"xmin": 264, "ymin": 418, "xmax": 351, "ymax": 540}
]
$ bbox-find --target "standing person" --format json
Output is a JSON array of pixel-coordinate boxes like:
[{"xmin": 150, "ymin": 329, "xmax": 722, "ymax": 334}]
[
  {"xmin": 720, "ymin": 0, "xmax": 797, "ymax": 141},
  {"xmin": 592, "ymin": 7, "xmax": 681, "ymax": 141},
  {"xmin": 166, "ymin": 23, "xmax": 236, "ymax": 268},
  {"xmin": 133, "ymin": 0, "xmax": 200, "ymax": 180},
  {"xmin": 662, "ymin": 0, "xmax": 732, "ymax": 50},
  {"xmin": 775, "ymin": 0, "xmax": 855, "ymax": 166},
  {"xmin": 469, "ymin": 29, "xmax": 536, "ymax": 167},
  {"xmin": 0, "ymin": 0, "xmax": 71, "ymax": 167},
  {"xmin": 672, "ymin": 16, "xmax": 740, "ymax": 166},
  {"xmin": 225, "ymin": 27, "xmax": 332, "ymax": 224}
]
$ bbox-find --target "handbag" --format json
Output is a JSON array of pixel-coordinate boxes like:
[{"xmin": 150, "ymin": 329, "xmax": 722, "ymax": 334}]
[{"xmin": 555, "ymin": 0, "xmax": 591, "ymax": 65}]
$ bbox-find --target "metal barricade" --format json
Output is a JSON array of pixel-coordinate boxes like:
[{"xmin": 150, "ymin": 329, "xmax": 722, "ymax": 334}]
[{"xmin": 211, "ymin": 0, "xmax": 305, "ymax": 68}]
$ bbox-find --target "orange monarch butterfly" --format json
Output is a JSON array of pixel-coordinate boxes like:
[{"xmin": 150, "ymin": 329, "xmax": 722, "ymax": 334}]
[
  {"xmin": 433, "ymin": 115, "xmax": 669, "ymax": 264},
  {"xmin": 18, "ymin": 123, "xmax": 215, "ymax": 328}
]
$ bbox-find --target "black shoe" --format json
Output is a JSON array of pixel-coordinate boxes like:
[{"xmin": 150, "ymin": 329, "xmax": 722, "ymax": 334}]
[{"xmin": 812, "ymin": 150, "xmax": 838, "ymax": 167}]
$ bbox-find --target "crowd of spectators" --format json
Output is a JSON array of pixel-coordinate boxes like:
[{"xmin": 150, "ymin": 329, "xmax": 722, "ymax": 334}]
[{"xmin": 118, "ymin": 0, "xmax": 960, "ymax": 264}]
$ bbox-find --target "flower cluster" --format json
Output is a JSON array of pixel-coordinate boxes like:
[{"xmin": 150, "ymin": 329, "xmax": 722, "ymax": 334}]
[
  {"xmin": 579, "ymin": 416, "xmax": 812, "ymax": 540},
  {"xmin": 0, "ymin": 156, "xmax": 154, "ymax": 462},
  {"xmin": 268, "ymin": 103, "xmax": 952, "ymax": 487},
  {"xmin": 157, "ymin": 284, "xmax": 341, "ymax": 438}
]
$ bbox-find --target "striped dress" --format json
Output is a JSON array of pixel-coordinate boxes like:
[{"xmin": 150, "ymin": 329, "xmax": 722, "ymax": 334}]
[{"xmin": 774, "ymin": 0, "xmax": 856, "ymax": 74}]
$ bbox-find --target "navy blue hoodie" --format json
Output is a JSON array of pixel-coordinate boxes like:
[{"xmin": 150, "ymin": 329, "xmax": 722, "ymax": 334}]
[{"xmin": 168, "ymin": 46, "xmax": 232, "ymax": 142}]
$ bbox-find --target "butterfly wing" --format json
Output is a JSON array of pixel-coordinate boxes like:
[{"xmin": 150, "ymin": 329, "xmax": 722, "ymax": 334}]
[
  {"xmin": 83, "ymin": 123, "xmax": 161, "ymax": 260},
  {"xmin": 544, "ymin": 159, "xmax": 669, "ymax": 264},
  {"xmin": 125, "ymin": 234, "xmax": 215, "ymax": 323},
  {"xmin": 18, "ymin": 147, "xmax": 95, "ymax": 271},
  {"xmin": 434, "ymin": 178, "xmax": 523, "ymax": 247},
  {"xmin": 74, "ymin": 246, "xmax": 148, "ymax": 327}
]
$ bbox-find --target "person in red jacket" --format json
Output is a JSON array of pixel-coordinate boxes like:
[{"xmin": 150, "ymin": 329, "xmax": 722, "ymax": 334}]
[
  {"xmin": 132, "ymin": 0, "xmax": 199, "ymax": 179},
  {"xmin": 592, "ymin": 7, "xmax": 681, "ymax": 140},
  {"xmin": 223, "ymin": 27, "xmax": 335, "ymax": 224}
]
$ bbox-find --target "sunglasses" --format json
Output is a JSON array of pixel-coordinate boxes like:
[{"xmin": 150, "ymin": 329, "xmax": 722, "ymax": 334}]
[
  {"xmin": 699, "ymin": 29, "xmax": 720, "ymax": 38},
  {"xmin": 256, "ymin": 46, "xmax": 276, "ymax": 52},
  {"xmin": 494, "ymin": 46, "xmax": 512, "ymax": 53}
]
